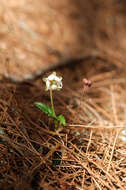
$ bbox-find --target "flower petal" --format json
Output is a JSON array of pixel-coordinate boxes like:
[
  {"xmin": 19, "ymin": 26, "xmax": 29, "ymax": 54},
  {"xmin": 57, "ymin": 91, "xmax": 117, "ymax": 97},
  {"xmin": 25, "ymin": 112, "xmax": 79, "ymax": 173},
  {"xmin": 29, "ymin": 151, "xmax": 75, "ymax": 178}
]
[{"xmin": 43, "ymin": 72, "xmax": 63, "ymax": 91}]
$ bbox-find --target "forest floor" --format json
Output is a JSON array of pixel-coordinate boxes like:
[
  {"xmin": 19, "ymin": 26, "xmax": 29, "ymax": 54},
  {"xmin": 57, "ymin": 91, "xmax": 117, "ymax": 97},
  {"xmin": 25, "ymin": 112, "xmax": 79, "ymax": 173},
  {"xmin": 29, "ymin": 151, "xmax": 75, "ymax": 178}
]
[{"xmin": 0, "ymin": 57, "xmax": 126, "ymax": 190}]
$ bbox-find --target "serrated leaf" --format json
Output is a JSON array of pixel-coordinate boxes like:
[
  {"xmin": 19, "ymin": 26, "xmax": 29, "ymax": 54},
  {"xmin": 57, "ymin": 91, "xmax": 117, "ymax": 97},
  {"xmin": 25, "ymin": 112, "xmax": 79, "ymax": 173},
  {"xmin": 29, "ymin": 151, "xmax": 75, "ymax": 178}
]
[
  {"xmin": 57, "ymin": 115, "xmax": 66, "ymax": 126},
  {"xmin": 34, "ymin": 102, "xmax": 56, "ymax": 118}
]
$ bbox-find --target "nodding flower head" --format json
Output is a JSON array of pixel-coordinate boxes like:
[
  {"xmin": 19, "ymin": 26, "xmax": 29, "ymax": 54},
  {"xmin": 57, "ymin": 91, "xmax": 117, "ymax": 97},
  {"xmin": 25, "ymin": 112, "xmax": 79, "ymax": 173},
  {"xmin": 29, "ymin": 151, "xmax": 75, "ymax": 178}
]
[
  {"xmin": 43, "ymin": 72, "xmax": 63, "ymax": 91},
  {"xmin": 82, "ymin": 78, "xmax": 92, "ymax": 87}
]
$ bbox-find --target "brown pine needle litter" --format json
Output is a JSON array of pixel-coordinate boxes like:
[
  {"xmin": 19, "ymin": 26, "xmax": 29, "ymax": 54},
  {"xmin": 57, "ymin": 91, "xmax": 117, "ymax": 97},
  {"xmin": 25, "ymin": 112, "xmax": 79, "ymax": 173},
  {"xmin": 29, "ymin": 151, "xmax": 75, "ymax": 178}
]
[{"xmin": 0, "ymin": 59, "xmax": 126, "ymax": 190}]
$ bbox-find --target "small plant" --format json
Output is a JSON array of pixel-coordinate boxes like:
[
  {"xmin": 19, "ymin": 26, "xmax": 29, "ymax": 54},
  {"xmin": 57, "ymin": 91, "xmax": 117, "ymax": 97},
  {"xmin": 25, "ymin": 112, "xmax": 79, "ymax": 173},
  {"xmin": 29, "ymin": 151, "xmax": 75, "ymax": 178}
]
[{"xmin": 34, "ymin": 72, "xmax": 66, "ymax": 129}]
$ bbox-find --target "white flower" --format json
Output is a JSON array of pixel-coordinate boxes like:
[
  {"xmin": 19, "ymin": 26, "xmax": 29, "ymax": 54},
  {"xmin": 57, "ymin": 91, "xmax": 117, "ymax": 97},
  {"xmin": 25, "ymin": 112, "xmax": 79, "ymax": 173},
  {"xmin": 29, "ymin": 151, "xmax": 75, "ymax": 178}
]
[{"xmin": 43, "ymin": 72, "xmax": 63, "ymax": 91}]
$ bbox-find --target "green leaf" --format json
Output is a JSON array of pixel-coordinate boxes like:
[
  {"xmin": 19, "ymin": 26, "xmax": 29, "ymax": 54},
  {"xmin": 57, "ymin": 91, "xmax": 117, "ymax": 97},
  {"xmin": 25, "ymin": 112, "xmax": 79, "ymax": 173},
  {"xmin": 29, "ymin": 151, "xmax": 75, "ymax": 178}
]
[
  {"xmin": 57, "ymin": 115, "xmax": 66, "ymax": 126},
  {"xmin": 34, "ymin": 102, "xmax": 56, "ymax": 118}
]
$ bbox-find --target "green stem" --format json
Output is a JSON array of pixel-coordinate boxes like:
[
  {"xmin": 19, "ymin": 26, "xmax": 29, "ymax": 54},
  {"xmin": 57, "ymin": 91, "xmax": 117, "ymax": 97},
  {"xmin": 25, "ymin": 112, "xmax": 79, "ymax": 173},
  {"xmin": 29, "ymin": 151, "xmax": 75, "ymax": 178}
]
[
  {"xmin": 50, "ymin": 89, "xmax": 56, "ymax": 117},
  {"xmin": 50, "ymin": 89, "xmax": 58, "ymax": 129}
]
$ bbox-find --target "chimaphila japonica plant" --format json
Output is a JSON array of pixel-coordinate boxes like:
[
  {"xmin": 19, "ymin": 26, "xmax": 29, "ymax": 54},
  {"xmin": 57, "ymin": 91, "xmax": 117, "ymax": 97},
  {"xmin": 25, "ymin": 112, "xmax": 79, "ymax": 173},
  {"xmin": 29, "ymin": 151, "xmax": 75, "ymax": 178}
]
[{"xmin": 34, "ymin": 72, "xmax": 66, "ymax": 129}]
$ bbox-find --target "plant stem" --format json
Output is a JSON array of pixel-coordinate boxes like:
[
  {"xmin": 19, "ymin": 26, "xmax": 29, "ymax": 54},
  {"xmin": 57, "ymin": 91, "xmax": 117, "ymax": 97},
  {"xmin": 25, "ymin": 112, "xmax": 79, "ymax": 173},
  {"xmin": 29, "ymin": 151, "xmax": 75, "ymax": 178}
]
[
  {"xmin": 50, "ymin": 89, "xmax": 58, "ymax": 129},
  {"xmin": 50, "ymin": 89, "xmax": 56, "ymax": 116}
]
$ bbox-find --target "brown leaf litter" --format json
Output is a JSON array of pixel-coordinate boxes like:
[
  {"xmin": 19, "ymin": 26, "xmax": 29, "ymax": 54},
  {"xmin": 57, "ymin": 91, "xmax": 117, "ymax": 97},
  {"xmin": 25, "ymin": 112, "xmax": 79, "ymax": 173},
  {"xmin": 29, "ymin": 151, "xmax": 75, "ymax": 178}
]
[{"xmin": 0, "ymin": 58, "xmax": 126, "ymax": 189}]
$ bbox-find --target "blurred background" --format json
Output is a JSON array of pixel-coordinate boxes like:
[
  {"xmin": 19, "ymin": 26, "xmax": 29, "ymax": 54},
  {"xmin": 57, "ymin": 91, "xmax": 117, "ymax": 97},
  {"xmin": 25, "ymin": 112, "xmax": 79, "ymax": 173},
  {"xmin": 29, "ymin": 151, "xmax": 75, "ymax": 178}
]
[{"xmin": 0, "ymin": 0, "xmax": 126, "ymax": 81}]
